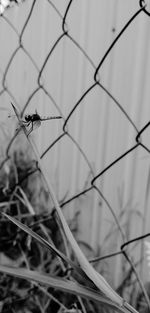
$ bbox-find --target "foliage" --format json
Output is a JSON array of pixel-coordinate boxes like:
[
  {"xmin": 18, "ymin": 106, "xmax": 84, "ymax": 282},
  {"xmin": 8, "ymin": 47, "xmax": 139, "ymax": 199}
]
[
  {"xmin": 0, "ymin": 147, "xmax": 147, "ymax": 313},
  {"xmin": 0, "ymin": 149, "xmax": 108, "ymax": 313}
]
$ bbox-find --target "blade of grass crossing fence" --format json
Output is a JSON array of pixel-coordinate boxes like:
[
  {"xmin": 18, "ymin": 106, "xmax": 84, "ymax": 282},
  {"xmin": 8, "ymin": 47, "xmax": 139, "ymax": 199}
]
[
  {"xmin": 10, "ymin": 103, "xmax": 125, "ymax": 305},
  {"xmin": 0, "ymin": 264, "xmax": 128, "ymax": 313}
]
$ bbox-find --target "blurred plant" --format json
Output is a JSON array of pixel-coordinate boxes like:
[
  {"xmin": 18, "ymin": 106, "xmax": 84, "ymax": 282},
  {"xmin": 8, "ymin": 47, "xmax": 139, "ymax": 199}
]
[
  {"xmin": 87, "ymin": 188, "xmax": 149, "ymax": 310},
  {"xmin": 0, "ymin": 0, "xmax": 26, "ymax": 15},
  {"xmin": 136, "ymin": 281, "xmax": 150, "ymax": 313},
  {"xmin": 0, "ymin": 117, "xmax": 141, "ymax": 313},
  {"xmin": 0, "ymin": 149, "xmax": 107, "ymax": 313}
]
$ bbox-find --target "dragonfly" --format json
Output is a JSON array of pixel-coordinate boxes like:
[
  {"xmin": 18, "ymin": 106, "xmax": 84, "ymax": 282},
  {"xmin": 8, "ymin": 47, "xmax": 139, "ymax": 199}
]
[{"xmin": 9, "ymin": 103, "xmax": 62, "ymax": 135}]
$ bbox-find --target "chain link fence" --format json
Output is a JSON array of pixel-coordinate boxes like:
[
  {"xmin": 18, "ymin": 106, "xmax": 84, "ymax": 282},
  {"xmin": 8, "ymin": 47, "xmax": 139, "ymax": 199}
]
[{"xmin": 0, "ymin": 0, "xmax": 150, "ymax": 312}]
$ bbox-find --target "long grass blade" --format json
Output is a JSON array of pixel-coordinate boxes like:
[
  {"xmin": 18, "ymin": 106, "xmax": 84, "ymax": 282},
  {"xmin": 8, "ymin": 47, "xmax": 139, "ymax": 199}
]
[
  {"xmin": 2, "ymin": 212, "xmax": 86, "ymax": 279},
  {"xmin": 10, "ymin": 102, "xmax": 137, "ymax": 312},
  {"xmin": 0, "ymin": 264, "xmax": 128, "ymax": 313}
]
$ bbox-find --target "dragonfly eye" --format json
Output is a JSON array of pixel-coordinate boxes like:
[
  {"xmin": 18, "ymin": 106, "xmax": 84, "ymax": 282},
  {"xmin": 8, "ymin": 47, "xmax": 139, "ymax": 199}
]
[{"xmin": 25, "ymin": 115, "xmax": 31, "ymax": 122}]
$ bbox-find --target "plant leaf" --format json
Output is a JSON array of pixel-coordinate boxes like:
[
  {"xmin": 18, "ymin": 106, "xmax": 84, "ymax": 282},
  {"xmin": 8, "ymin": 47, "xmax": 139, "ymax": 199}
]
[
  {"xmin": 0, "ymin": 264, "xmax": 126, "ymax": 313},
  {"xmin": 2, "ymin": 212, "xmax": 86, "ymax": 279}
]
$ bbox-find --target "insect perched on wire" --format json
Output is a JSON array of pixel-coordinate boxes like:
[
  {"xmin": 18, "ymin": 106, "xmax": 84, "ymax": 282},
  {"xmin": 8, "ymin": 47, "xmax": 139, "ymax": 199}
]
[
  {"xmin": 21, "ymin": 111, "xmax": 62, "ymax": 135},
  {"xmin": 9, "ymin": 103, "xmax": 62, "ymax": 135}
]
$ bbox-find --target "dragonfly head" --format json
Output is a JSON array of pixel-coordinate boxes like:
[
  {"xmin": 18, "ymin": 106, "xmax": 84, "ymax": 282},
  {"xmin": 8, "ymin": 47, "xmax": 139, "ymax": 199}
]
[{"xmin": 24, "ymin": 115, "xmax": 32, "ymax": 122}]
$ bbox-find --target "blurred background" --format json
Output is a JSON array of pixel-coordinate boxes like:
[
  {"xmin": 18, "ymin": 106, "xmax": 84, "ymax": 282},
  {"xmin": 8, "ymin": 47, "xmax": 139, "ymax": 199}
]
[{"xmin": 0, "ymin": 0, "xmax": 150, "ymax": 302}]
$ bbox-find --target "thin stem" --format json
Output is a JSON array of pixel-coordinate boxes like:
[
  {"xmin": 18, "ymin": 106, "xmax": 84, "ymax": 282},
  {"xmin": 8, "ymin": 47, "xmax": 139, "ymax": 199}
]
[{"xmin": 10, "ymin": 103, "xmax": 128, "ymax": 309}]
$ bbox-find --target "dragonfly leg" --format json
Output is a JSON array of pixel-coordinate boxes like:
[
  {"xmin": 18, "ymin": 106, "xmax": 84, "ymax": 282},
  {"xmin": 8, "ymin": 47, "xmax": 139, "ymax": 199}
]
[
  {"xmin": 22, "ymin": 119, "xmax": 29, "ymax": 124},
  {"xmin": 27, "ymin": 121, "xmax": 34, "ymax": 136},
  {"xmin": 15, "ymin": 121, "xmax": 29, "ymax": 133}
]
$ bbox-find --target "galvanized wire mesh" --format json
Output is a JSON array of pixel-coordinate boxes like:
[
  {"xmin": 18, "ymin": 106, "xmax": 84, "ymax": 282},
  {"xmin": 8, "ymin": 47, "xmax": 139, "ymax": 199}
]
[{"xmin": 0, "ymin": 0, "xmax": 150, "ymax": 311}]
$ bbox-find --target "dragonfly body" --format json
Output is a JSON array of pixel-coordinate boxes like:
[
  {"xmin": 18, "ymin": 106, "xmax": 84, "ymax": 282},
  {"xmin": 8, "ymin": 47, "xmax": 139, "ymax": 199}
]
[
  {"xmin": 22, "ymin": 112, "xmax": 62, "ymax": 134},
  {"xmin": 24, "ymin": 113, "xmax": 62, "ymax": 123},
  {"xmin": 9, "ymin": 105, "xmax": 62, "ymax": 135}
]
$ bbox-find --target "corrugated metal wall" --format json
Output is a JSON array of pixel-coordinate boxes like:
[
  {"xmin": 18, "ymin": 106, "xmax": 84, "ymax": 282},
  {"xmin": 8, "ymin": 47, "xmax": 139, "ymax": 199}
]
[{"xmin": 1, "ymin": 0, "xmax": 150, "ymax": 286}]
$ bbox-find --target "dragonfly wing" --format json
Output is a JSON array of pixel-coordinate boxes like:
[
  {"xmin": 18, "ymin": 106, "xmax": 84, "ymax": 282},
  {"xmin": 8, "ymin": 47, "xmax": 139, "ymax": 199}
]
[
  {"xmin": 15, "ymin": 121, "xmax": 26, "ymax": 134},
  {"xmin": 11, "ymin": 102, "xmax": 20, "ymax": 118},
  {"xmin": 32, "ymin": 120, "xmax": 41, "ymax": 130},
  {"xmin": 27, "ymin": 120, "xmax": 41, "ymax": 135}
]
